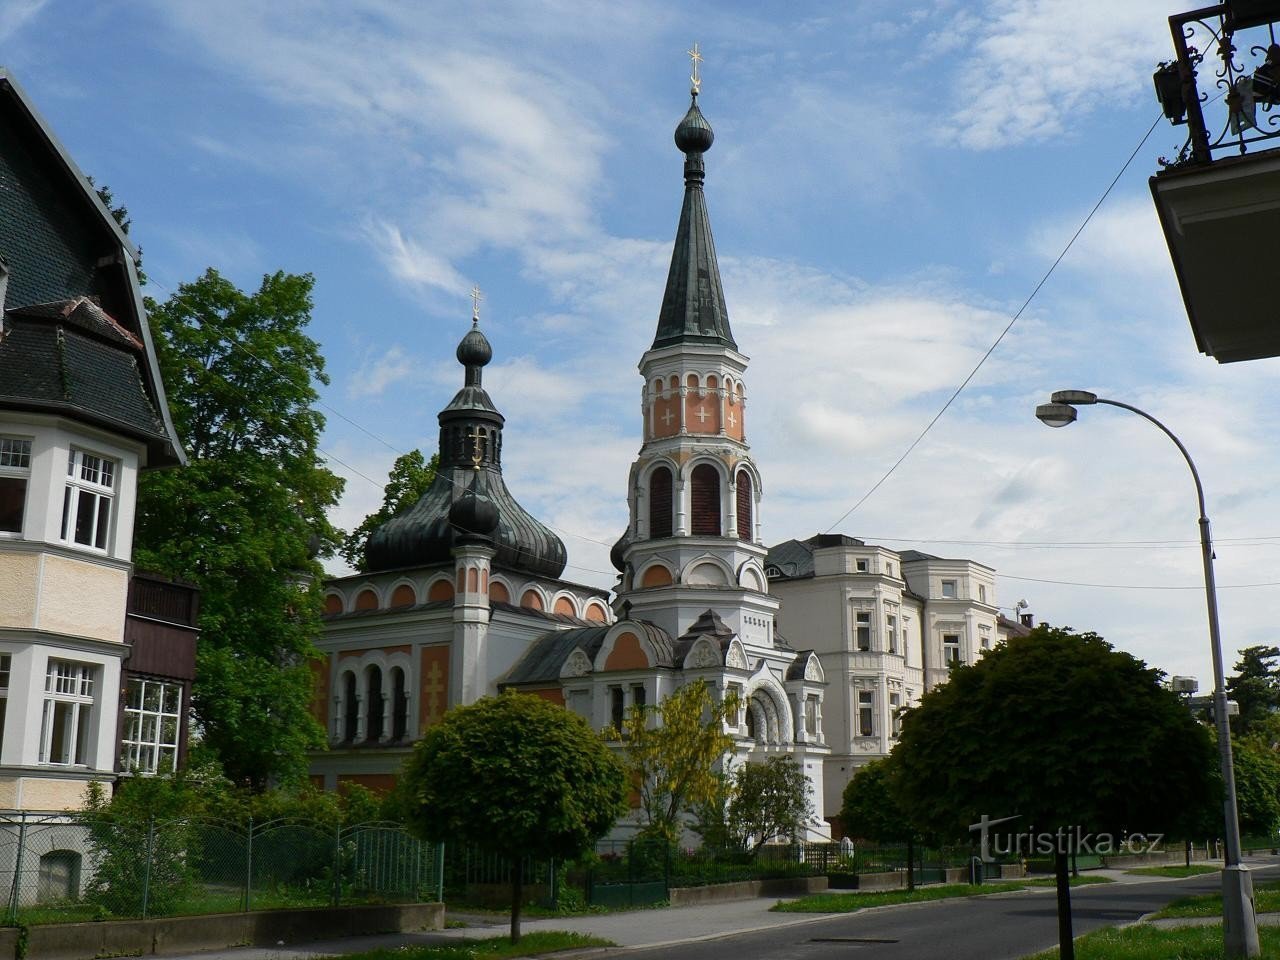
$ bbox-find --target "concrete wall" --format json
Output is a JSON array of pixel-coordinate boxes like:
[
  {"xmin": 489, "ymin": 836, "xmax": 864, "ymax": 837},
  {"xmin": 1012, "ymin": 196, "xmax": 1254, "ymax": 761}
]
[
  {"xmin": 668, "ymin": 875, "xmax": 828, "ymax": 905},
  {"xmin": 20, "ymin": 901, "xmax": 444, "ymax": 960}
]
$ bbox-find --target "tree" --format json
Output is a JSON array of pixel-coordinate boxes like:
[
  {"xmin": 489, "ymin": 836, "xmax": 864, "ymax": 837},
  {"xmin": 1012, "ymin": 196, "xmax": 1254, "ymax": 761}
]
[
  {"xmin": 838, "ymin": 755, "xmax": 926, "ymax": 890},
  {"xmin": 893, "ymin": 625, "xmax": 1216, "ymax": 960},
  {"xmin": 1231, "ymin": 734, "xmax": 1280, "ymax": 839},
  {"xmin": 618, "ymin": 680, "xmax": 738, "ymax": 844},
  {"xmin": 401, "ymin": 693, "xmax": 627, "ymax": 942},
  {"xmin": 135, "ymin": 268, "xmax": 344, "ymax": 789},
  {"xmin": 338, "ymin": 449, "xmax": 437, "ymax": 571},
  {"xmin": 726, "ymin": 756, "xmax": 812, "ymax": 856},
  {"xmin": 1227, "ymin": 645, "xmax": 1280, "ymax": 736}
]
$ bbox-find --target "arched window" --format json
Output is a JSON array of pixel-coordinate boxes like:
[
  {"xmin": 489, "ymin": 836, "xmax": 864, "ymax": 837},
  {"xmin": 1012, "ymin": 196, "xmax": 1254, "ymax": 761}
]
[
  {"xmin": 649, "ymin": 466, "xmax": 673, "ymax": 539},
  {"xmin": 690, "ymin": 464, "xmax": 721, "ymax": 536},
  {"xmin": 323, "ymin": 594, "xmax": 344, "ymax": 616},
  {"xmin": 390, "ymin": 667, "xmax": 408, "ymax": 741},
  {"xmin": 354, "ymin": 589, "xmax": 378, "ymax": 611},
  {"xmin": 365, "ymin": 666, "xmax": 384, "ymax": 742},
  {"xmin": 489, "ymin": 580, "xmax": 511, "ymax": 604},
  {"xmin": 736, "ymin": 470, "xmax": 753, "ymax": 540},
  {"xmin": 342, "ymin": 672, "xmax": 358, "ymax": 741},
  {"xmin": 390, "ymin": 584, "xmax": 416, "ymax": 607}
]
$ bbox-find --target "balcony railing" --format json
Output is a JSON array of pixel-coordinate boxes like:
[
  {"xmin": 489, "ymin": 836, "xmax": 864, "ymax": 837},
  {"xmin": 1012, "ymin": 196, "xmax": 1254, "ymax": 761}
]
[{"xmin": 1156, "ymin": 1, "xmax": 1280, "ymax": 166}]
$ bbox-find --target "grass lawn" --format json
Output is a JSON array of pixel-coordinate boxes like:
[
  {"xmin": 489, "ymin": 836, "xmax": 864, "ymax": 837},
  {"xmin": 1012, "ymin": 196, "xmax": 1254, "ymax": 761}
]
[
  {"xmin": 1022, "ymin": 923, "xmax": 1280, "ymax": 958},
  {"xmin": 1152, "ymin": 878, "xmax": 1280, "ymax": 919},
  {"xmin": 1126, "ymin": 865, "xmax": 1220, "ymax": 878},
  {"xmin": 333, "ymin": 931, "xmax": 615, "ymax": 960}
]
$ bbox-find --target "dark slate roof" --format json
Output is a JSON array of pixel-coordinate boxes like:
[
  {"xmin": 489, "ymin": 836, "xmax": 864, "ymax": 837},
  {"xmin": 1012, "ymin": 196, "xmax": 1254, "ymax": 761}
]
[
  {"xmin": 998, "ymin": 614, "xmax": 1033, "ymax": 639},
  {"xmin": 323, "ymin": 599, "xmax": 452, "ymax": 622},
  {"xmin": 652, "ymin": 95, "xmax": 736, "ymax": 351},
  {"xmin": 502, "ymin": 626, "xmax": 609, "ymax": 686},
  {"xmin": 673, "ymin": 608, "xmax": 737, "ymax": 664},
  {"xmin": 765, "ymin": 534, "xmax": 871, "ymax": 581},
  {"xmin": 785, "ymin": 650, "xmax": 817, "ymax": 681},
  {"xmin": 898, "ymin": 549, "xmax": 943, "ymax": 562},
  {"xmin": 0, "ymin": 307, "xmax": 168, "ymax": 444},
  {"xmin": 0, "ymin": 69, "xmax": 182, "ymax": 466},
  {"xmin": 489, "ymin": 600, "xmax": 597, "ymax": 628}
]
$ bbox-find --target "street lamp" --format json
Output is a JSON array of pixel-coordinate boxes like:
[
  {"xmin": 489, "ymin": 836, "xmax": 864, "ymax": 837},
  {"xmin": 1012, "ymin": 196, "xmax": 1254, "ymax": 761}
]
[{"xmin": 1035, "ymin": 389, "xmax": 1260, "ymax": 959}]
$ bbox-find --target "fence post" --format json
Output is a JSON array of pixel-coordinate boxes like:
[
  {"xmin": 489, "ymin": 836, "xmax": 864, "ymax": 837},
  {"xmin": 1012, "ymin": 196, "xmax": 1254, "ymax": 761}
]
[
  {"xmin": 436, "ymin": 842, "xmax": 445, "ymax": 904},
  {"xmin": 142, "ymin": 816, "xmax": 155, "ymax": 919},
  {"xmin": 7, "ymin": 812, "xmax": 27, "ymax": 921},
  {"xmin": 332, "ymin": 822, "xmax": 342, "ymax": 907},
  {"xmin": 244, "ymin": 816, "xmax": 254, "ymax": 913}
]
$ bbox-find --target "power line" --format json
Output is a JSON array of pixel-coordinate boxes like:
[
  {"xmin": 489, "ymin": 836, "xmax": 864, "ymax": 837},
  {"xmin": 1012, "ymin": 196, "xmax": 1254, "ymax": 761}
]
[
  {"xmin": 824, "ymin": 111, "xmax": 1167, "ymax": 534},
  {"xmin": 1000, "ymin": 572, "xmax": 1280, "ymax": 592}
]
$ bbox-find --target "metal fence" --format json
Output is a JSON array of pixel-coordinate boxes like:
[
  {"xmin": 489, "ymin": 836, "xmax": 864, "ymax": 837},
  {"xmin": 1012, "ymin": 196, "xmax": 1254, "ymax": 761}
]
[{"xmin": 0, "ymin": 813, "xmax": 443, "ymax": 924}]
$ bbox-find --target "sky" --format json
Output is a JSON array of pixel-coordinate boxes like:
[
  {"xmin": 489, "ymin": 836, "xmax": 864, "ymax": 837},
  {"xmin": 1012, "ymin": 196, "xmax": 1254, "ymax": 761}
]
[{"xmin": 6, "ymin": 0, "xmax": 1280, "ymax": 687}]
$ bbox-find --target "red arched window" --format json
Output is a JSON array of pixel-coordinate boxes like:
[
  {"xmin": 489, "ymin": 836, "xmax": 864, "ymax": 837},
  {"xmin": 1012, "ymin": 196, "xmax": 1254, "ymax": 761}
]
[
  {"xmin": 649, "ymin": 466, "xmax": 673, "ymax": 538},
  {"xmin": 691, "ymin": 464, "xmax": 721, "ymax": 536},
  {"xmin": 736, "ymin": 470, "xmax": 753, "ymax": 540}
]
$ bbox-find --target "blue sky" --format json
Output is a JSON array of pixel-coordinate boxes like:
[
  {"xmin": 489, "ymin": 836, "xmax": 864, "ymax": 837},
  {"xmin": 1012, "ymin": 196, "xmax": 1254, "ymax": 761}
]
[{"xmin": 7, "ymin": 0, "xmax": 1280, "ymax": 685}]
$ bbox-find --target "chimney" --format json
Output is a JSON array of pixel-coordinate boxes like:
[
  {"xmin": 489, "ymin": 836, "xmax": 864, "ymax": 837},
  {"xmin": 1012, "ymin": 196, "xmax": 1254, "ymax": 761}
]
[{"xmin": 1020, "ymin": 612, "xmax": 1034, "ymax": 627}]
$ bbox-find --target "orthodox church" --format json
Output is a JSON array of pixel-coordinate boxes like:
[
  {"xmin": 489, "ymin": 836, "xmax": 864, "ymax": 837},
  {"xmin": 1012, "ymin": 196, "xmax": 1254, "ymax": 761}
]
[{"xmin": 311, "ymin": 82, "xmax": 1025, "ymax": 837}]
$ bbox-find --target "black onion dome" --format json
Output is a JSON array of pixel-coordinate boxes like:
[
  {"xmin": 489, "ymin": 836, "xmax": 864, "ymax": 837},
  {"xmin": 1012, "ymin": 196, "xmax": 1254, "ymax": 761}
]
[
  {"xmin": 610, "ymin": 529, "xmax": 633, "ymax": 572},
  {"xmin": 365, "ymin": 470, "xmax": 567, "ymax": 577},
  {"xmin": 362, "ymin": 307, "xmax": 567, "ymax": 578},
  {"xmin": 675, "ymin": 97, "xmax": 714, "ymax": 154},
  {"xmin": 450, "ymin": 470, "xmax": 499, "ymax": 539},
  {"xmin": 456, "ymin": 321, "xmax": 493, "ymax": 367}
]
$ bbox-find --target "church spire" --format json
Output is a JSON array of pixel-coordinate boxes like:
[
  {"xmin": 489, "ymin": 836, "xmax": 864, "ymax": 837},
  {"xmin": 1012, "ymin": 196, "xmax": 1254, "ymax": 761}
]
[{"xmin": 651, "ymin": 52, "xmax": 736, "ymax": 352}]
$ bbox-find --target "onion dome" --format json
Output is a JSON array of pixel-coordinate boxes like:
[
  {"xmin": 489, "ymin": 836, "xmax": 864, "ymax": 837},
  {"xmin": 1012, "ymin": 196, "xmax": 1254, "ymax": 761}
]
[
  {"xmin": 674, "ymin": 97, "xmax": 714, "ymax": 155},
  {"xmin": 456, "ymin": 319, "xmax": 493, "ymax": 368},
  {"xmin": 610, "ymin": 529, "xmax": 633, "ymax": 572},
  {"xmin": 363, "ymin": 306, "xmax": 568, "ymax": 578}
]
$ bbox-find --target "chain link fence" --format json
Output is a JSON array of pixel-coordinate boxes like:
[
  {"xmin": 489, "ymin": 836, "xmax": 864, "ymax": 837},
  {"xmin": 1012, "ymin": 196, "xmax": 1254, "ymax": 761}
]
[{"xmin": 0, "ymin": 813, "xmax": 444, "ymax": 924}]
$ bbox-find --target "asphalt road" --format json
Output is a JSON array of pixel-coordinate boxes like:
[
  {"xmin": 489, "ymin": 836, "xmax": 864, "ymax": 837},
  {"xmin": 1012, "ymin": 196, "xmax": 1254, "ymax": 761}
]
[{"xmin": 618, "ymin": 863, "xmax": 1280, "ymax": 960}]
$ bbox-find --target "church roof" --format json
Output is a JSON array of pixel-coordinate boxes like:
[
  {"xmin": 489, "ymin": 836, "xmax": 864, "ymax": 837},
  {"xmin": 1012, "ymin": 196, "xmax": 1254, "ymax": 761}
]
[
  {"xmin": 651, "ymin": 93, "xmax": 736, "ymax": 352},
  {"xmin": 501, "ymin": 625, "xmax": 610, "ymax": 686},
  {"xmin": 363, "ymin": 315, "xmax": 567, "ymax": 578}
]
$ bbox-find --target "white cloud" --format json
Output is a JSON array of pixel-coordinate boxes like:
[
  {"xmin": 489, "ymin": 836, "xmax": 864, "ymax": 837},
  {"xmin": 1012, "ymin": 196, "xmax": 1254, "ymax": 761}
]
[
  {"xmin": 364, "ymin": 221, "xmax": 468, "ymax": 298},
  {"xmin": 348, "ymin": 345, "xmax": 415, "ymax": 399},
  {"xmin": 938, "ymin": 0, "xmax": 1178, "ymax": 149}
]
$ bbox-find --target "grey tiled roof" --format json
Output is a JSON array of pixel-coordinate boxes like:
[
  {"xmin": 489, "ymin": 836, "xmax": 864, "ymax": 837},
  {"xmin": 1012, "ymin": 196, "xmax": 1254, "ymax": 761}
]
[
  {"xmin": 502, "ymin": 626, "xmax": 609, "ymax": 686},
  {"xmin": 0, "ymin": 308, "xmax": 168, "ymax": 443}
]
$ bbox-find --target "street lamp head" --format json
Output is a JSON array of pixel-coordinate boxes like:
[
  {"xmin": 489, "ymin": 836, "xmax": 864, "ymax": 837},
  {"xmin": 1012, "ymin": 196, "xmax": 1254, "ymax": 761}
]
[
  {"xmin": 1050, "ymin": 390, "xmax": 1098, "ymax": 405},
  {"xmin": 1036, "ymin": 402, "xmax": 1077, "ymax": 428}
]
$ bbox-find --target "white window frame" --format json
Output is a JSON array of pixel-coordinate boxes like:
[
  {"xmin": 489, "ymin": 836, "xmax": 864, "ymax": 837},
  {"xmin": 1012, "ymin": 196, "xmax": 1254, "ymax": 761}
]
[
  {"xmin": 978, "ymin": 584, "xmax": 988, "ymax": 604},
  {"xmin": 886, "ymin": 613, "xmax": 898, "ymax": 654},
  {"xmin": 61, "ymin": 449, "xmax": 117, "ymax": 552},
  {"xmin": 0, "ymin": 436, "xmax": 32, "ymax": 537},
  {"xmin": 889, "ymin": 692, "xmax": 902, "ymax": 738},
  {"xmin": 40, "ymin": 660, "xmax": 96, "ymax": 767},
  {"xmin": 941, "ymin": 579, "xmax": 958, "ymax": 599},
  {"xmin": 856, "ymin": 611, "xmax": 872, "ymax": 651},
  {"xmin": 943, "ymin": 633, "xmax": 962, "ymax": 665},
  {"xmin": 857, "ymin": 690, "xmax": 874, "ymax": 737},
  {"xmin": 121, "ymin": 677, "xmax": 182, "ymax": 775}
]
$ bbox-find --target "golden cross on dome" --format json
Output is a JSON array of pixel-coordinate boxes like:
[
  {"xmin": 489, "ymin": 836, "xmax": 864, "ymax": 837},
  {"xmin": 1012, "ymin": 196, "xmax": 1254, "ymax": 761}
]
[
  {"xmin": 688, "ymin": 42, "xmax": 703, "ymax": 94},
  {"xmin": 466, "ymin": 427, "xmax": 484, "ymax": 469},
  {"xmin": 470, "ymin": 284, "xmax": 484, "ymax": 321}
]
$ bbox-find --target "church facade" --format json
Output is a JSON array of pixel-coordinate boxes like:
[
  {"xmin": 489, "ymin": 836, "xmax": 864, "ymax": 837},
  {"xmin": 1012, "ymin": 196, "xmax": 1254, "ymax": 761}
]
[{"xmin": 312, "ymin": 85, "xmax": 1027, "ymax": 838}]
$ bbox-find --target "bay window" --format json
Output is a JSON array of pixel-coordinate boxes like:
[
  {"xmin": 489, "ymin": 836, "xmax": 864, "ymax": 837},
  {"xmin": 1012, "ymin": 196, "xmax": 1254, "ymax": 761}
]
[{"xmin": 120, "ymin": 678, "xmax": 181, "ymax": 774}]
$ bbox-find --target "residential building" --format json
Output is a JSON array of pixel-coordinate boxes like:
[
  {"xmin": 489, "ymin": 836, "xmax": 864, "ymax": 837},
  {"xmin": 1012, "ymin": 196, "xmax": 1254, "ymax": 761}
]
[{"xmin": 0, "ymin": 68, "xmax": 187, "ymax": 809}]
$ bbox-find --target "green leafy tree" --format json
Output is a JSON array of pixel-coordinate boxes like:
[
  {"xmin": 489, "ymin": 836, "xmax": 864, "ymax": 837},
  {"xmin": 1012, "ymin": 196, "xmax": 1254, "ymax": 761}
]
[
  {"xmin": 619, "ymin": 680, "xmax": 738, "ymax": 844},
  {"xmin": 1231, "ymin": 734, "xmax": 1280, "ymax": 839},
  {"xmin": 726, "ymin": 756, "xmax": 812, "ymax": 856},
  {"xmin": 1227, "ymin": 645, "xmax": 1280, "ymax": 736},
  {"xmin": 401, "ymin": 693, "xmax": 627, "ymax": 942},
  {"xmin": 839, "ymin": 756, "xmax": 910, "ymax": 843},
  {"xmin": 893, "ymin": 625, "xmax": 1216, "ymax": 960},
  {"xmin": 135, "ymin": 268, "xmax": 344, "ymax": 789},
  {"xmin": 338, "ymin": 449, "xmax": 437, "ymax": 570}
]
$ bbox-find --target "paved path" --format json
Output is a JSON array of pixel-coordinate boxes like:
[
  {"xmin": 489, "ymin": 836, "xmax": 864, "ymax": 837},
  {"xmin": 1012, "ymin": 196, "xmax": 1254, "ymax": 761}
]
[{"xmin": 156, "ymin": 856, "xmax": 1278, "ymax": 960}]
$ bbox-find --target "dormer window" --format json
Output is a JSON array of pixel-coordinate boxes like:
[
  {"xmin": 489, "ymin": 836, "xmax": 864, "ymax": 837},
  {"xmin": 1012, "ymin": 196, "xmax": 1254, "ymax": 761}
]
[
  {"xmin": 61, "ymin": 449, "xmax": 116, "ymax": 550},
  {"xmin": 0, "ymin": 437, "xmax": 32, "ymax": 534}
]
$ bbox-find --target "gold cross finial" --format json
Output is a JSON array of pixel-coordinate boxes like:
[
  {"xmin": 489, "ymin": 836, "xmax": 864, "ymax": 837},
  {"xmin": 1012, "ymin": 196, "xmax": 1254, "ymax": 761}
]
[
  {"xmin": 688, "ymin": 42, "xmax": 703, "ymax": 95},
  {"xmin": 470, "ymin": 285, "xmax": 484, "ymax": 322}
]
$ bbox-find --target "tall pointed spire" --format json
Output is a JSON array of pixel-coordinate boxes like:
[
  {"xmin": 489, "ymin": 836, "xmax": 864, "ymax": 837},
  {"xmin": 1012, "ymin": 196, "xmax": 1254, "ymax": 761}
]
[{"xmin": 652, "ymin": 56, "xmax": 736, "ymax": 351}]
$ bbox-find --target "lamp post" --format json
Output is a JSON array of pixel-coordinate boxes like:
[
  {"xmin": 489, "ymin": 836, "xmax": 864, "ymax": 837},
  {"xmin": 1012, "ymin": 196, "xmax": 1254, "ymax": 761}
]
[{"xmin": 1035, "ymin": 390, "xmax": 1259, "ymax": 958}]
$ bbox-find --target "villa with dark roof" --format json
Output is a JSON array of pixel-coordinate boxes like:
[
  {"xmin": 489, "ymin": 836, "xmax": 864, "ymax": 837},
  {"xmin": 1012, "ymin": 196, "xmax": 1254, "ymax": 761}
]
[
  {"xmin": 0, "ymin": 68, "xmax": 194, "ymax": 810},
  {"xmin": 311, "ymin": 84, "xmax": 1027, "ymax": 838}
]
